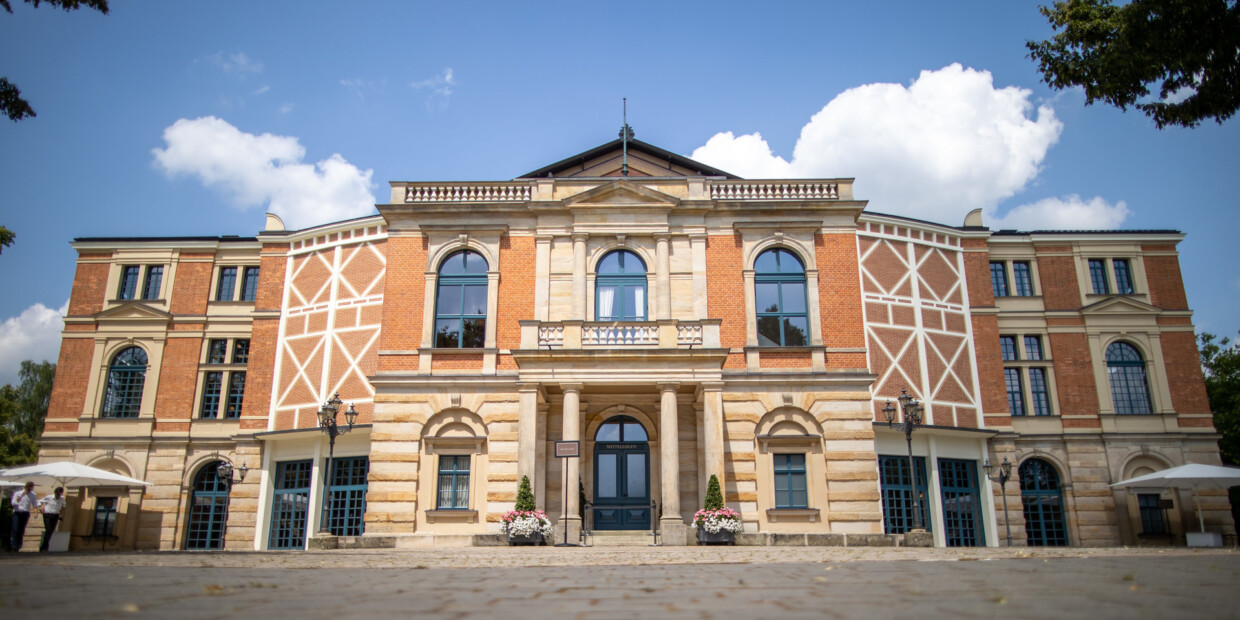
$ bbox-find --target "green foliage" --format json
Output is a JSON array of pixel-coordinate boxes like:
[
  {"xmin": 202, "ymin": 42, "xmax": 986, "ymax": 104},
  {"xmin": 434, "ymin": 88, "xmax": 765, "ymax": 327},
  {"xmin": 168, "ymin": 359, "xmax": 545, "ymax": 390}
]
[
  {"xmin": 703, "ymin": 474, "xmax": 723, "ymax": 511},
  {"xmin": 1200, "ymin": 332, "xmax": 1240, "ymax": 464},
  {"xmin": 2, "ymin": 0, "xmax": 109, "ymax": 121},
  {"xmin": 0, "ymin": 361, "xmax": 56, "ymax": 467},
  {"xmin": 0, "ymin": 225, "xmax": 13, "ymax": 254},
  {"xmin": 1026, "ymin": 0, "xmax": 1240, "ymax": 129},
  {"xmin": 515, "ymin": 475, "xmax": 536, "ymax": 511}
]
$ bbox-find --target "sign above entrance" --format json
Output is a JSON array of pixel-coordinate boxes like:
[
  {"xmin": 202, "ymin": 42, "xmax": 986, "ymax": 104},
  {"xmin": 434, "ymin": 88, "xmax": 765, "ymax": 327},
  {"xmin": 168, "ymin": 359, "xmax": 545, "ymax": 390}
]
[{"xmin": 555, "ymin": 441, "xmax": 580, "ymax": 458}]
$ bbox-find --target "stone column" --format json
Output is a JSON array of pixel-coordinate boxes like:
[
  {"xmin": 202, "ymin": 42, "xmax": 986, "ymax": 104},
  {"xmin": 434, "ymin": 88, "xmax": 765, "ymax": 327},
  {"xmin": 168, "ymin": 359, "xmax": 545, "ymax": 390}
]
[
  {"xmin": 659, "ymin": 382, "xmax": 687, "ymax": 544},
  {"xmin": 560, "ymin": 383, "xmax": 583, "ymax": 543},
  {"xmin": 517, "ymin": 383, "xmax": 539, "ymax": 485},
  {"xmin": 655, "ymin": 233, "xmax": 672, "ymax": 320},
  {"xmin": 701, "ymin": 382, "xmax": 726, "ymax": 500},
  {"xmin": 572, "ymin": 234, "xmax": 587, "ymax": 320}
]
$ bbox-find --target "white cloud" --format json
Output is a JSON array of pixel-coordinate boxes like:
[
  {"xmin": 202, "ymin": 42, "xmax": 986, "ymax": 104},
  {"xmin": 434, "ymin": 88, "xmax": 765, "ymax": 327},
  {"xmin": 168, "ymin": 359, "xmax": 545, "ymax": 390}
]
[
  {"xmin": 691, "ymin": 64, "xmax": 1066, "ymax": 226},
  {"xmin": 151, "ymin": 117, "xmax": 376, "ymax": 230},
  {"xmin": 278, "ymin": 102, "xmax": 294, "ymax": 114},
  {"xmin": 207, "ymin": 51, "xmax": 263, "ymax": 75},
  {"xmin": 252, "ymin": 85, "xmax": 270, "ymax": 95},
  {"xmin": 411, "ymin": 68, "xmax": 455, "ymax": 109},
  {"xmin": 0, "ymin": 301, "xmax": 66, "ymax": 386},
  {"xmin": 986, "ymin": 195, "xmax": 1130, "ymax": 230}
]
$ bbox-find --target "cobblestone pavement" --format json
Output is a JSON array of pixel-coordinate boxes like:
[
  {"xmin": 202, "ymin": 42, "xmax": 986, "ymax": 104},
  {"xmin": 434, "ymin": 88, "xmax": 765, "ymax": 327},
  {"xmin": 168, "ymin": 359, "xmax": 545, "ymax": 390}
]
[{"xmin": 2, "ymin": 546, "xmax": 1238, "ymax": 618}]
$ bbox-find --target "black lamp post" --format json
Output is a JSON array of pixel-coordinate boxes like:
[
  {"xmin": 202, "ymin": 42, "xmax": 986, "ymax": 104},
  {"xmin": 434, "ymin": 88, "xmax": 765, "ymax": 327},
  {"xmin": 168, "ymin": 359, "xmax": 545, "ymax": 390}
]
[
  {"xmin": 216, "ymin": 460, "xmax": 248, "ymax": 485},
  {"xmin": 983, "ymin": 456, "xmax": 1014, "ymax": 547},
  {"xmin": 316, "ymin": 393, "xmax": 357, "ymax": 536},
  {"xmin": 883, "ymin": 389, "xmax": 925, "ymax": 531}
]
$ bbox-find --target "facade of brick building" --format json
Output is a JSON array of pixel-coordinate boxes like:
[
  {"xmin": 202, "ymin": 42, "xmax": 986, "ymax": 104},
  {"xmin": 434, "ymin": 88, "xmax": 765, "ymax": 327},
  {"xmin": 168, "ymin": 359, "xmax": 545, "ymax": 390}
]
[{"xmin": 33, "ymin": 139, "xmax": 1232, "ymax": 550}]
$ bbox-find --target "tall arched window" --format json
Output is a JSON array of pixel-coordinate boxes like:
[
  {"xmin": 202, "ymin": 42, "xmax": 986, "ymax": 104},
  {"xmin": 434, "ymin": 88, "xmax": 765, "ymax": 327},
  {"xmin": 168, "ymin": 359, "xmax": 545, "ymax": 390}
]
[
  {"xmin": 102, "ymin": 346, "xmax": 147, "ymax": 418},
  {"xmin": 596, "ymin": 250, "xmax": 646, "ymax": 321},
  {"xmin": 1107, "ymin": 342, "xmax": 1152, "ymax": 414},
  {"xmin": 434, "ymin": 250, "xmax": 488, "ymax": 348},
  {"xmin": 754, "ymin": 248, "xmax": 808, "ymax": 346},
  {"xmin": 185, "ymin": 461, "xmax": 229, "ymax": 550},
  {"xmin": 1019, "ymin": 458, "xmax": 1067, "ymax": 546}
]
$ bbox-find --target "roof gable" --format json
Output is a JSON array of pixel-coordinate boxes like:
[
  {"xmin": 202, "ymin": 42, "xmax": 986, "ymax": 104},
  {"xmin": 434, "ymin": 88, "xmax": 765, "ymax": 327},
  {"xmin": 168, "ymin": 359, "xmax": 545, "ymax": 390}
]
[
  {"xmin": 518, "ymin": 138, "xmax": 739, "ymax": 179},
  {"xmin": 562, "ymin": 179, "xmax": 680, "ymax": 208}
]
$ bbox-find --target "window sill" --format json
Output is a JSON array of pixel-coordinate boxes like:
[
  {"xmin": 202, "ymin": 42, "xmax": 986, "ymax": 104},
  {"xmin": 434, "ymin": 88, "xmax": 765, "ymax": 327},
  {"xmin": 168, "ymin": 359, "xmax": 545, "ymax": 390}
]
[
  {"xmin": 420, "ymin": 348, "xmax": 497, "ymax": 355},
  {"xmin": 425, "ymin": 509, "xmax": 477, "ymax": 523},
  {"xmin": 766, "ymin": 508, "xmax": 819, "ymax": 523},
  {"xmin": 744, "ymin": 345, "xmax": 824, "ymax": 353}
]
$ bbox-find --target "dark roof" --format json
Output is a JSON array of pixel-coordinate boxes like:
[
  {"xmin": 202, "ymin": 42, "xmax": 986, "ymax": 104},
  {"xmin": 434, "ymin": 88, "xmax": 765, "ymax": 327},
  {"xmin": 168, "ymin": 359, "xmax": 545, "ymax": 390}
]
[
  {"xmin": 990, "ymin": 229, "xmax": 1181, "ymax": 236},
  {"xmin": 74, "ymin": 235, "xmax": 258, "ymax": 243},
  {"xmin": 517, "ymin": 138, "xmax": 740, "ymax": 179}
]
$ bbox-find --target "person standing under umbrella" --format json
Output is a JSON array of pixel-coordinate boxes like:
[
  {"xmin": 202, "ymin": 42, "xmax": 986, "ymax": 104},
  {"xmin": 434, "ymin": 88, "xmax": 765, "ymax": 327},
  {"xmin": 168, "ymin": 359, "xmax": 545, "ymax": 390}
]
[
  {"xmin": 37, "ymin": 487, "xmax": 65, "ymax": 552},
  {"xmin": 9, "ymin": 482, "xmax": 37, "ymax": 551}
]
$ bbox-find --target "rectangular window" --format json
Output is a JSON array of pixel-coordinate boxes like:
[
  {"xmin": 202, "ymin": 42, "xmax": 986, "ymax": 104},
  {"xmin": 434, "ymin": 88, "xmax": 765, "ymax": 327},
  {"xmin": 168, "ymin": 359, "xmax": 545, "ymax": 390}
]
[
  {"xmin": 118, "ymin": 265, "xmax": 140, "ymax": 300},
  {"xmin": 1138, "ymin": 494, "xmax": 1167, "ymax": 535},
  {"xmin": 207, "ymin": 339, "xmax": 228, "ymax": 364},
  {"xmin": 224, "ymin": 372, "xmax": 246, "ymax": 419},
  {"xmin": 141, "ymin": 266, "xmax": 163, "ymax": 300},
  {"xmin": 1005, "ymin": 368, "xmax": 1026, "ymax": 416},
  {"xmin": 232, "ymin": 339, "xmax": 250, "ymax": 365},
  {"xmin": 1113, "ymin": 259, "xmax": 1134, "ymax": 294},
  {"xmin": 773, "ymin": 453, "xmax": 808, "ymax": 509},
  {"xmin": 200, "ymin": 371, "xmax": 223, "ymax": 418},
  {"xmin": 1088, "ymin": 259, "xmax": 1109, "ymax": 294},
  {"xmin": 216, "ymin": 267, "xmax": 237, "ymax": 301},
  {"xmin": 437, "ymin": 455, "xmax": 470, "ymax": 510},
  {"xmin": 1012, "ymin": 262, "xmax": 1033, "ymax": 296},
  {"xmin": 1000, "ymin": 335, "xmax": 1018, "ymax": 361},
  {"xmin": 269, "ymin": 460, "xmax": 313, "ymax": 550},
  {"xmin": 989, "ymin": 262, "xmax": 1009, "ymax": 298},
  {"xmin": 92, "ymin": 497, "xmax": 118, "ymax": 537},
  {"xmin": 1029, "ymin": 367, "xmax": 1051, "ymax": 416},
  {"xmin": 326, "ymin": 456, "xmax": 369, "ymax": 537},
  {"xmin": 1024, "ymin": 335, "xmax": 1043, "ymax": 361},
  {"xmin": 879, "ymin": 455, "xmax": 930, "ymax": 534},
  {"xmin": 241, "ymin": 266, "xmax": 260, "ymax": 302}
]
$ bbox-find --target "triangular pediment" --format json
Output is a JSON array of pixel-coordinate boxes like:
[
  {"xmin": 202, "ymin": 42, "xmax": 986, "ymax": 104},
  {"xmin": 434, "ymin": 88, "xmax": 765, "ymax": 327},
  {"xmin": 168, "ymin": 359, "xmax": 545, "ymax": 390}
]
[
  {"xmin": 92, "ymin": 301, "xmax": 174, "ymax": 323},
  {"xmin": 1080, "ymin": 296, "xmax": 1161, "ymax": 315},
  {"xmin": 519, "ymin": 138, "xmax": 738, "ymax": 179},
  {"xmin": 562, "ymin": 179, "xmax": 681, "ymax": 208}
]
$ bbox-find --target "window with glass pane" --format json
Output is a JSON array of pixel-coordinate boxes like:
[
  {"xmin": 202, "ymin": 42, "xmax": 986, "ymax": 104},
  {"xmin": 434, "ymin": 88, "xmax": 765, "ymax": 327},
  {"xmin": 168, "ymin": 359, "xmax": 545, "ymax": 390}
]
[
  {"xmin": 1000, "ymin": 336, "xmax": 1018, "ymax": 361},
  {"xmin": 1019, "ymin": 459, "xmax": 1067, "ymax": 546},
  {"xmin": 326, "ymin": 456, "xmax": 369, "ymax": 536},
  {"xmin": 207, "ymin": 339, "xmax": 228, "ymax": 364},
  {"xmin": 186, "ymin": 462, "xmax": 229, "ymax": 550},
  {"xmin": 437, "ymin": 455, "xmax": 470, "ymax": 509},
  {"xmin": 102, "ymin": 346, "xmax": 146, "ymax": 418},
  {"xmin": 200, "ymin": 371, "xmax": 222, "ymax": 418},
  {"xmin": 1023, "ymin": 336, "xmax": 1043, "ymax": 361},
  {"xmin": 773, "ymin": 454, "xmax": 808, "ymax": 509},
  {"xmin": 225, "ymin": 372, "xmax": 245, "ymax": 419},
  {"xmin": 216, "ymin": 267, "xmax": 237, "ymax": 301},
  {"xmin": 269, "ymin": 460, "xmax": 312, "ymax": 550},
  {"xmin": 240, "ymin": 266, "xmax": 260, "ymax": 301},
  {"xmin": 1107, "ymin": 342, "xmax": 1152, "ymax": 414},
  {"xmin": 1012, "ymin": 261, "xmax": 1033, "ymax": 296},
  {"xmin": 754, "ymin": 248, "xmax": 808, "ymax": 346},
  {"xmin": 93, "ymin": 497, "xmax": 118, "ymax": 537},
  {"xmin": 1138, "ymin": 493, "xmax": 1167, "ymax": 534},
  {"xmin": 434, "ymin": 250, "xmax": 488, "ymax": 348},
  {"xmin": 989, "ymin": 262, "xmax": 1009, "ymax": 297},
  {"xmin": 1029, "ymin": 368, "xmax": 1051, "ymax": 416},
  {"xmin": 142, "ymin": 266, "xmax": 163, "ymax": 300},
  {"xmin": 879, "ymin": 455, "xmax": 930, "ymax": 534},
  {"xmin": 232, "ymin": 339, "xmax": 250, "ymax": 364},
  {"xmin": 1113, "ymin": 259, "xmax": 1134, "ymax": 294},
  {"xmin": 1005, "ymin": 368, "xmax": 1026, "ymax": 416},
  {"xmin": 1088, "ymin": 259, "xmax": 1109, "ymax": 294},
  {"xmin": 595, "ymin": 250, "xmax": 647, "ymax": 321},
  {"xmin": 118, "ymin": 265, "xmax": 140, "ymax": 300}
]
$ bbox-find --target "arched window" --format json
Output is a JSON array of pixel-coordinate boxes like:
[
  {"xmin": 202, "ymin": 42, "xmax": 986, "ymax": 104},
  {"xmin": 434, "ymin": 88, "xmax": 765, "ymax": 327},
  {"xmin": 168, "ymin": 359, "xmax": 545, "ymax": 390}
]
[
  {"xmin": 594, "ymin": 415, "xmax": 648, "ymax": 442},
  {"xmin": 1107, "ymin": 342, "xmax": 1151, "ymax": 414},
  {"xmin": 185, "ymin": 461, "xmax": 229, "ymax": 550},
  {"xmin": 593, "ymin": 416, "xmax": 650, "ymax": 530},
  {"xmin": 434, "ymin": 250, "xmax": 488, "ymax": 348},
  {"xmin": 596, "ymin": 250, "xmax": 647, "ymax": 321},
  {"xmin": 754, "ymin": 248, "xmax": 808, "ymax": 346},
  {"xmin": 102, "ymin": 346, "xmax": 147, "ymax": 418},
  {"xmin": 1019, "ymin": 458, "xmax": 1066, "ymax": 547}
]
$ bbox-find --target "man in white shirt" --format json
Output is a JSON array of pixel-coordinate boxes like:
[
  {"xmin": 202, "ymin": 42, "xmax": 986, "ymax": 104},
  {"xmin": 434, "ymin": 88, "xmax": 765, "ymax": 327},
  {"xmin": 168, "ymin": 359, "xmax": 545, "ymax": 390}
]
[
  {"xmin": 9, "ymin": 482, "xmax": 37, "ymax": 552},
  {"xmin": 37, "ymin": 486, "xmax": 66, "ymax": 552}
]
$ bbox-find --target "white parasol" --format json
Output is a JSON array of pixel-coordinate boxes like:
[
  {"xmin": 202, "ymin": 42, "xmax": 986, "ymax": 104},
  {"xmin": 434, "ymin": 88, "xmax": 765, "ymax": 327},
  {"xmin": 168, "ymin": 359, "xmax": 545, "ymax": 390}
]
[{"xmin": 1111, "ymin": 463, "xmax": 1240, "ymax": 534}]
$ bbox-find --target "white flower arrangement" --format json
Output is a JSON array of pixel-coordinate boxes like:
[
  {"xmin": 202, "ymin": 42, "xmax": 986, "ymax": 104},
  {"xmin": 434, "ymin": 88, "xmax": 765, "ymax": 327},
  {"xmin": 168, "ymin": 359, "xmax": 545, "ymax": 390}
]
[
  {"xmin": 499, "ymin": 510, "xmax": 553, "ymax": 538},
  {"xmin": 691, "ymin": 507, "xmax": 743, "ymax": 534}
]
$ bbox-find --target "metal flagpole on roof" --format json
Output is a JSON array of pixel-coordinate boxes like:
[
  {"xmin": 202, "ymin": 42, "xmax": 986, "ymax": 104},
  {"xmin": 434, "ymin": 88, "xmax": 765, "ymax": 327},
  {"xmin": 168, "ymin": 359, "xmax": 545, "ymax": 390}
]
[{"xmin": 620, "ymin": 98, "xmax": 633, "ymax": 177}]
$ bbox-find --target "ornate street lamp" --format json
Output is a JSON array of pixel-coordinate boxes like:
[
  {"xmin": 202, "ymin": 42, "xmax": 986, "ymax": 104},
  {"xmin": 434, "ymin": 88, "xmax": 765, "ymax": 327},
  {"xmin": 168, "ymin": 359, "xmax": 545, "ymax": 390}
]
[
  {"xmin": 316, "ymin": 393, "xmax": 358, "ymax": 537},
  {"xmin": 983, "ymin": 456, "xmax": 1014, "ymax": 547},
  {"xmin": 216, "ymin": 459, "xmax": 248, "ymax": 485},
  {"xmin": 883, "ymin": 389, "xmax": 925, "ymax": 531}
]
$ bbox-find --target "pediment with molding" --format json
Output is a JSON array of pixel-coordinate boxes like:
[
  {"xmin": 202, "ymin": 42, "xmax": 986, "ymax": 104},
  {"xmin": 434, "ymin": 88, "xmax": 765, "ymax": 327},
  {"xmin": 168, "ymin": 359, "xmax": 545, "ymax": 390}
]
[
  {"xmin": 92, "ymin": 302, "xmax": 173, "ymax": 323},
  {"xmin": 562, "ymin": 179, "xmax": 681, "ymax": 209},
  {"xmin": 1080, "ymin": 296, "xmax": 1160, "ymax": 315}
]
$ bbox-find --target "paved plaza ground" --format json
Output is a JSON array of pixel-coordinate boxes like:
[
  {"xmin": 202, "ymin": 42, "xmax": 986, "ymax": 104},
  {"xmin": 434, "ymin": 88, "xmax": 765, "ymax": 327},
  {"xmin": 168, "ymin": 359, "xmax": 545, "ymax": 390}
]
[{"xmin": 2, "ymin": 546, "xmax": 1238, "ymax": 618}]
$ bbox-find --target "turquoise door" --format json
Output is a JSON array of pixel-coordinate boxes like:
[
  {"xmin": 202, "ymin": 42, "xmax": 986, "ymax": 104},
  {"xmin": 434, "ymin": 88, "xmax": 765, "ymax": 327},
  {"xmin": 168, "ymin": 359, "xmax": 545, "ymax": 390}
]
[{"xmin": 592, "ymin": 416, "xmax": 650, "ymax": 530}]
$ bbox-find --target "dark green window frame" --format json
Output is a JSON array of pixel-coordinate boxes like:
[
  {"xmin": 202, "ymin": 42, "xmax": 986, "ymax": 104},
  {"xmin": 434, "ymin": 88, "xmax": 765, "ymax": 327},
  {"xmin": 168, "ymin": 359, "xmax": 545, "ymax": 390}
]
[
  {"xmin": 118, "ymin": 265, "xmax": 141, "ymax": 300},
  {"xmin": 101, "ymin": 346, "xmax": 146, "ymax": 418},
  {"xmin": 434, "ymin": 250, "xmax": 488, "ymax": 348},
  {"xmin": 755, "ymin": 248, "xmax": 808, "ymax": 347},
  {"xmin": 1107, "ymin": 342, "xmax": 1152, "ymax": 414},
  {"xmin": 990, "ymin": 262, "xmax": 1009, "ymax": 297},
  {"xmin": 595, "ymin": 250, "xmax": 647, "ymax": 322},
  {"xmin": 437, "ymin": 455, "xmax": 470, "ymax": 510},
  {"xmin": 142, "ymin": 266, "xmax": 163, "ymax": 300},
  {"xmin": 1012, "ymin": 261, "xmax": 1033, "ymax": 296},
  {"xmin": 773, "ymin": 453, "xmax": 808, "ymax": 509},
  {"xmin": 1088, "ymin": 259, "xmax": 1109, "ymax": 294}
]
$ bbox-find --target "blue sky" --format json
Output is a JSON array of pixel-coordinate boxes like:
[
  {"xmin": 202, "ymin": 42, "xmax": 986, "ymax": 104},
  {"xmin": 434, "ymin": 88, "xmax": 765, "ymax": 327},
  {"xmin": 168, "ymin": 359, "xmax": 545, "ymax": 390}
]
[{"xmin": 0, "ymin": 1, "xmax": 1236, "ymax": 385}]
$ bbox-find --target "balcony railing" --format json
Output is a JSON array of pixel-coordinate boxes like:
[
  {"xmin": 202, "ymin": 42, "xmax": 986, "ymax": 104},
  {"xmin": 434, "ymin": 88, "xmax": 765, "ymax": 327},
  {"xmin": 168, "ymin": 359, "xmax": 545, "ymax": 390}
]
[
  {"xmin": 709, "ymin": 181, "xmax": 839, "ymax": 201},
  {"xmin": 523, "ymin": 320, "xmax": 719, "ymax": 350},
  {"xmin": 404, "ymin": 182, "xmax": 532, "ymax": 203}
]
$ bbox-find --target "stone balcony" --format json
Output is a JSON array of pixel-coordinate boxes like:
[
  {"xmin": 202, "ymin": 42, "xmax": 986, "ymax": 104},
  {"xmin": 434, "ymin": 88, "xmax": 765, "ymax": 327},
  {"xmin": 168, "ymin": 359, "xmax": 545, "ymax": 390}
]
[{"xmin": 518, "ymin": 319, "xmax": 722, "ymax": 350}]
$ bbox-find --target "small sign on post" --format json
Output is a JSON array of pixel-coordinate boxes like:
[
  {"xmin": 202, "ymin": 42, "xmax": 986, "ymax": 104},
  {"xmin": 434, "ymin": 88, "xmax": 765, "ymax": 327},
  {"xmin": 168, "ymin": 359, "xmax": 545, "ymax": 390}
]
[
  {"xmin": 554, "ymin": 440, "xmax": 580, "ymax": 547},
  {"xmin": 555, "ymin": 440, "xmax": 580, "ymax": 458}
]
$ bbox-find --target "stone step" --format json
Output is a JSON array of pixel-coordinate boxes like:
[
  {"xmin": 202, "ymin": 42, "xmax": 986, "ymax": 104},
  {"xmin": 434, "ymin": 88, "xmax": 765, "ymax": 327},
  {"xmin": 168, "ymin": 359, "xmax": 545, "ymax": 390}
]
[{"xmin": 589, "ymin": 531, "xmax": 658, "ymax": 547}]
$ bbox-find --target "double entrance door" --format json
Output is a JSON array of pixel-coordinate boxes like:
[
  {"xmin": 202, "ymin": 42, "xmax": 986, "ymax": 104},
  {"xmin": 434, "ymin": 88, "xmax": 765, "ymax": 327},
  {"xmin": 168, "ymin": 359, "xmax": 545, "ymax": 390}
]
[{"xmin": 592, "ymin": 441, "xmax": 650, "ymax": 530}]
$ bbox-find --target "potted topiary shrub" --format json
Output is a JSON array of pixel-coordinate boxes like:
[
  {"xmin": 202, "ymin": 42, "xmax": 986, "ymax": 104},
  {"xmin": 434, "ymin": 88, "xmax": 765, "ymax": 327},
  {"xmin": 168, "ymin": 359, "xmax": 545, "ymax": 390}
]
[
  {"xmin": 500, "ymin": 475, "xmax": 551, "ymax": 546},
  {"xmin": 692, "ymin": 474, "xmax": 741, "ymax": 545}
]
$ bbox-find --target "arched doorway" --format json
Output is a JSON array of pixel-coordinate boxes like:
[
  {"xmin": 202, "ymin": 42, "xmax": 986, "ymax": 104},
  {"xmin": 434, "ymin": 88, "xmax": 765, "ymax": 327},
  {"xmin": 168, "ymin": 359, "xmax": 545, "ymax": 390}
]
[
  {"xmin": 185, "ymin": 461, "xmax": 229, "ymax": 550},
  {"xmin": 592, "ymin": 415, "xmax": 650, "ymax": 530},
  {"xmin": 1019, "ymin": 458, "xmax": 1067, "ymax": 546}
]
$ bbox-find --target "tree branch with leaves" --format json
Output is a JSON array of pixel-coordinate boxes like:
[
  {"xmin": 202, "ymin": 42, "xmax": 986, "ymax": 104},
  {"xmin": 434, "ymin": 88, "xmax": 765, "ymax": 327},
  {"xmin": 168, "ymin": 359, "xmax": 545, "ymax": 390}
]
[{"xmin": 1, "ymin": 0, "xmax": 109, "ymax": 121}]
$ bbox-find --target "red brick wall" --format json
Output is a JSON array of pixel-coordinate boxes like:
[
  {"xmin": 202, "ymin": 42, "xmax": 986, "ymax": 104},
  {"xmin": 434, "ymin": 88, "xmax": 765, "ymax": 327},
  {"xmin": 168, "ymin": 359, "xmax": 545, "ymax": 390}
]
[
  {"xmin": 816, "ymin": 232, "xmax": 866, "ymax": 369},
  {"xmin": 972, "ymin": 316, "xmax": 1009, "ymax": 420},
  {"xmin": 1035, "ymin": 246, "xmax": 1079, "ymax": 310},
  {"xmin": 758, "ymin": 351, "xmax": 811, "ymax": 368},
  {"xmin": 431, "ymin": 355, "xmax": 484, "ymax": 372},
  {"xmin": 170, "ymin": 253, "xmax": 214, "ymax": 315},
  {"xmin": 497, "ymin": 235, "xmax": 535, "ymax": 350},
  {"xmin": 1142, "ymin": 246, "xmax": 1189, "ymax": 310},
  {"xmin": 1160, "ymin": 330, "xmax": 1211, "ymax": 415},
  {"xmin": 706, "ymin": 234, "xmax": 746, "ymax": 369},
  {"xmin": 153, "ymin": 338, "xmax": 203, "ymax": 428},
  {"xmin": 378, "ymin": 235, "xmax": 428, "ymax": 372},
  {"xmin": 240, "ymin": 245, "xmax": 288, "ymax": 430},
  {"xmin": 67, "ymin": 256, "xmax": 110, "ymax": 316},
  {"xmin": 44, "ymin": 338, "xmax": 95, "ymax": 432},
  {"xmin": 962, "ymin": 240, "xmax": 993, "ymax": 308},
  {"xmin": 1049, "ymin": 330, "xmax": 1099, "ymax": 415}
]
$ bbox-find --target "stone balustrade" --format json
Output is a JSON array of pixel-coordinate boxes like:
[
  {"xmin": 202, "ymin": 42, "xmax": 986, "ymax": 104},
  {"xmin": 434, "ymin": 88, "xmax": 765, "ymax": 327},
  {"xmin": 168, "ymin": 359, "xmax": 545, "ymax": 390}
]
[
  {"xmin": 709, "ymin": 181, "xmax": 839, "ymax": 201},
  {"xmin": 404, "ymin": 183, "xmax": 532, "ymax": 203},
  {"xmin": 521, "ymin": 319, "xmax": 720, "ymax": 350}
]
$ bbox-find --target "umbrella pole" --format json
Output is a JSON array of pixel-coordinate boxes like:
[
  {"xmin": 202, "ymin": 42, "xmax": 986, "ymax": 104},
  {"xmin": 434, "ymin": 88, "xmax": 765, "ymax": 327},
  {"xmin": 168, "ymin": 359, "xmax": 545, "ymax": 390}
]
[{"xmin": 1193, "ymin": 486, "xmax": 1205, "ymax": 534}]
